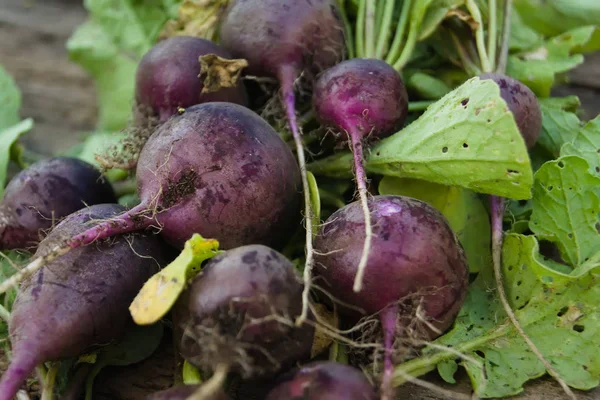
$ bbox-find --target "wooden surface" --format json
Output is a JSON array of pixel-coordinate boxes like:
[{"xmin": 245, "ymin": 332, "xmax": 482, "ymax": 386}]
[{"xmin": 1, "ymin": 0, "xmax": 599, "ymax": 399}]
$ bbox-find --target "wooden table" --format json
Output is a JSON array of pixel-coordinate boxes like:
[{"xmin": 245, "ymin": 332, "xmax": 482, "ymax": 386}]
[{"xmin": 1, "ymin": 0, "xmax": 599, "ymax": 399}]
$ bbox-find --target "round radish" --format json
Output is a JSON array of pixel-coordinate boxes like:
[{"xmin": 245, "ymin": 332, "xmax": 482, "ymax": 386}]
[
  {"xmin": 313, "ymin": 195, "xmax": 469, "ymax": 399},
  {"xmin": 174, "ymin": 244, "xmax": 314, "ymax": 381},
  {"xmin": 0, "ymin": 157, "xmax": 116, "ymax": 251},
  {"xmin": 265, "ymin": 361, "xmax": 377, "ymax": 400},
  {"xmin": 135, "ymin": 36, "xmax": 248, "ymax": 123}
]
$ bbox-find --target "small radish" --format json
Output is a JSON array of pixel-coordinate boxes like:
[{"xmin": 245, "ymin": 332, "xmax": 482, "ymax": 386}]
[
  {"xmin": 0, "ymin": 157, "xmax": 116, "ymax": 250},
  {"xmin": 265, "ymin": 361, "xmax": 377, "ymax": 400},
  {"xmin": 174, "ymin": 245, "xmax": 314, "ymax": 382}
]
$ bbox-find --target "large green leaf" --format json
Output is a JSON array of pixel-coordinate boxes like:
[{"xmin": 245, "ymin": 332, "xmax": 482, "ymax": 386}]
[
  {"xmin": 514, "ymin": 0, "xmax": 600, "ymax": 37},
  {"xmin": 507, "ymin": 26, "xmax": 600, "ymax": 97},
  {"xmin": 309, "ymin": 77, "xmax": 533, "ymax": 200},
  {"xmin": 394, "ymin": 233, "xmax": 600, "ymax": 397},
  {"xmin": 529, "ymin": 156, "xmax": 600, "ymax": 268},
  {"xmin": 561, "ymin": 117, "xmax": 600, "ymax": 175},
  {"xmin": 0, "ymin": 119, "xmax": 34, "ymax": 198},
  {"xmin": 0, "ymin": 65, "xmax": 21, "ymax": 131},
  {"xmin": 537, "ymin": 98, "xmax": 583, "ymax": 158}
]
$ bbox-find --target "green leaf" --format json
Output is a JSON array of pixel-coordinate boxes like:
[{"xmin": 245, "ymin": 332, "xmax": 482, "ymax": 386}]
[
  {"xmin": 67, "ymin": 0, "xmax": 177, "ymax": 131},
  {"xmin": 183, "ymin": 360, "xmax": 202, "ymax": 385},
  {"xmin": 309, "ymin": 77, "xmax": 534, "ymax": 200},
  {"xmin": 507, "ymin": 26, "xmax": 600, "ymax": 97},
  {"xmin": 406, "ymin": 71, "xmax": 453, "ymax": 100},
  {"xmin": 0, "ymin": 65, "xmax": 21, "ymax": 131},
  {"xmin": 418, "ymin": 0, "xmax": 464, "ymax": 41},
  {"xmin": 437, "ymin": 360, "xmax": 458, "ymax": 384},
  {"xmin": 129, "ymin": 234, "xmax": 222, "ymax": 325},
  {"xmin": 514, "ymin": 0, "xmax": 600, "ymax": 37},
  {"xmin": 509, "ymin": 7, "xmax": 543, "ymax": 51},
  {"xmin": 0, "ymin": 119, "xmax": 34, "ymax": 198},
  {"xmin": 395, "ymin": 233, "xmax": 600, "ymax": 397},
  {"xmin": 529, "ymin": 156, "xmax": 600, "ymax": 268},
  {"xmin": 84, "ymin": 323, "xmax": 164, "ymax": 400},
  {"xmin": 561, "ymin": 117, "xmax": 600, "ymax": 175},
  {"xmin": 378, "ymin": 177, "xmax": 490, "ymax": 273},
  {"xmin": 536, "ymin": 98, "xmax": 583, "ymax": 158}
]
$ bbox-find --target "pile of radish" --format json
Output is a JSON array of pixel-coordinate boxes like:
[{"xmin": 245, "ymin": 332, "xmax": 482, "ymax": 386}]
[{"xmin": 0, "ymin": 0, "xmax": 555, "ymax": 399}]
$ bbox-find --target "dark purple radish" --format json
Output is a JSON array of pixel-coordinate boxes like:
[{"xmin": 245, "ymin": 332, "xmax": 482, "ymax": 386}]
[
  {"xmin": 0, "ymin": 204, "xmax": 170, "ymax": 400},
  {"xmin": 219, "ymin": 0, "xmax": 346, "ymax": 322},
  {"xmin": 312, "ymin": 58, "xmax": 409, "ymax": 294},
  {"xmin": 479, "ymin": 73, "xmax": 541, "ymax": 150},
  {"xmin": 174, "ymin": 245, "xmax": 314, "ymax": 383},
  {"xmin": 145, "ymin": 385, "xmax": 230, "ymax": 400},
  {"xmin": 265, "ymin": 361, "xmax": 377, "ymax": 400},
  {"xmin": 313, "ymin": 195, "xmax": 469, "ymax": 400},
  {"xmin": 0, "ymin": 102, "xmax": 301, "ymax": 294},
  {"xmin": 0, "ymin": 157, "xmax": 116, "ymax": 250},
  {"xmin": 135, "ymin": 36, "xmax": 248, "ymax": 123}
]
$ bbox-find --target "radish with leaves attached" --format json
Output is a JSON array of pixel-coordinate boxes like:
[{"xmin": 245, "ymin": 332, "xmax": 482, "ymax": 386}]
[
  {"xmin": 0, "ymin": 204, "xmax": 170, "ymax": 400},
  {"xmin": 312, "ymin": 58, "xmax": 409, "ymax": 293},
  {"xmin": 0, "ymin": 157, "xmax": 116, "ymax": 251},
  {"xmin": 219, "ymin": 0, "xmax": 347, "ymax": 322},
  {"xmin": 0, "ymin": 102, "xmax": 301, "ymax": 295},
  {"xmin": 314, "ymin": 195, "xmax": 469, "ymax": 400}
]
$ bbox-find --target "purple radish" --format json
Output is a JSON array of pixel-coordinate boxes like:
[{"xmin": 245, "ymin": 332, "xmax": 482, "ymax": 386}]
[
  {"xmin": 479, "ymin": 73, "xmax": 541, "ymax": 149},
  {"xmin": 145, "ymin": 385, "xmax": 230, "ymax": 400},
  {"xmin": 174, "ymin": 245, "xmax": 314, "ymax": 382},
  {"xmin": 312, "ymin": 58, "xmax": 409, "ymax": 293},
  {"xmin": 313, "ymin": 195, "xmax": 469, "ymax": 400},
  {"xmin": 0, "ymin": 204, "xmax": 170, "ymax": 400},
  {"xmin": 0, "ymin": 102, "xmax": 301, "ymax": 294},
  {"xmin": 0, "ymin": 157, "xmax": 116, "ymax": 250},
  {"xmin": 265, "ymin": 361, "xmax": 377, "ymax": 400},
  {"xmin": 135, "ymin": 36, "xmax": 248, "ymax": 123},
  {"xmin": 219, "ymin": 0, "xmax": 346, "ymax": 321}
]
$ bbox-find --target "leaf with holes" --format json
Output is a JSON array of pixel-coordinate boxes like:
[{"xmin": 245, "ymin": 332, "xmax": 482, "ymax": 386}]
[
  {"xmin": 394, "ymin": 233, "xmax": 600, "ymax": 397},
  {"xmin": 378, "ymin": 177, "xmax": 490, "ymax": 273},
  {"xmin": 536, "ymin": 98, "xmax": 583, "ymax": 158},
  {"xmin": 561, "ymin": 116, "xmax": 600, "ymax": 176},
  {"xmin": 529, "ymin": 156, "xmax": 600, "ymax": 268},
  {"xmin": 308, "ymin": 77, "xmax": 533, "ymax": 200}
]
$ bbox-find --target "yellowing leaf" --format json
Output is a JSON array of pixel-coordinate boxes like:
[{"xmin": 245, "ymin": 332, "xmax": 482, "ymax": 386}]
[
  {"xmin": 129, "ymin": 234, "xmax": 221, "ymax": 325},
  {"xmin": 183, "ymin": 360, "xmax": 203, "ymax": 384}
]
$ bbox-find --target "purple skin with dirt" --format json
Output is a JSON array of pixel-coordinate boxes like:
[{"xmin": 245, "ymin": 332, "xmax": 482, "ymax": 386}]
[
  {"xmin": 174, "ymin": 244, "xmax": 314, "ymax": 380},
  {"xmin": 0, "ymin": 204, "xmax": 171, "ymax": 400},
  {"xmin": 314, "ymin": 195, "xmax": 469, "ymax": 399},
  {"xmin": 134, "ymin": 102, "xmax": 302, "ymax": 250},
  {"xmin": 59, "ymin": 102, "xmax": 301, "ymax": 254},
  {"xmin": 0, "ymin": 157, "xmax": 116, "ymax": 251},
  {"xmin": 145, "ymin": 385, "xmax": 230, "ymax": 400},
  {"xmin": 135, "ymin": 36, "xmax": 248, "ymax": 123},
  {"xmin": 479, "ymin": 73, "xmax": 542, "ymax": 149},
  {"xmin": 265, "ymin": 361, "xmax": 377, "ymax": 400}
]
